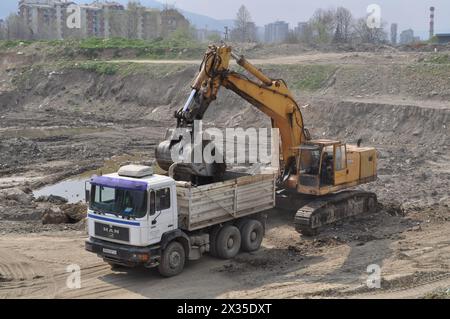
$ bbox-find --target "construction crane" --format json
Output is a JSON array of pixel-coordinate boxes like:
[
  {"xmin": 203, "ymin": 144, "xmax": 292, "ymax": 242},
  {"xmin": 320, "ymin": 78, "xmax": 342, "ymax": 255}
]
[{"xmin": 155, "ymin": 44, "xmax": 378, "ymax": 236}]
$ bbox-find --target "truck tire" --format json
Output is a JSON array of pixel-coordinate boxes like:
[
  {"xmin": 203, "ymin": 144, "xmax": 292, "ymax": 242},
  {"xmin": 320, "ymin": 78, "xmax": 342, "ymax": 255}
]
[
  {"xmin": 216, "ymin": 225, "xmax": 241, "ymax": 259},
  {"xmin": 208, "ymin": 225, "xmax": 221, "ymax": 258},
  {"xmin": 240, "ymin": 219, "xmax": 264, "ymax": 252},
  {"xmin": 158, "ymin": 241, "xmax": 186, "ymax": 277}
]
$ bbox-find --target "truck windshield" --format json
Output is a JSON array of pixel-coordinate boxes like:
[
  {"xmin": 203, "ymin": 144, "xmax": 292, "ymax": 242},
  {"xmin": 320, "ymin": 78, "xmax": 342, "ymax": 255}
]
[{"xmin": 90, "ymin": 185, "xmax": 147, "ymax": 219}]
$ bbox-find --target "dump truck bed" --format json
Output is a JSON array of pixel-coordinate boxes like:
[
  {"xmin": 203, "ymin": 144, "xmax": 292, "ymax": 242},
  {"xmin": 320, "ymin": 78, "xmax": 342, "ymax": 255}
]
[{"xmin": 175, "ymin": 172, "xmax": 277, "ymax": 231}]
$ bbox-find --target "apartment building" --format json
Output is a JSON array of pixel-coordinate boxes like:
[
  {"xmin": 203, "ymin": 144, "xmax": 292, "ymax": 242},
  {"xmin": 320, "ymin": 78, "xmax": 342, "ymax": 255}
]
[
  {"xmin": 18, "ymin": 0, "xmax": 189, "ymax": 40},
  {"xmin": 264, "ymin": 21, "xmax": 289, "ymax": 44}
]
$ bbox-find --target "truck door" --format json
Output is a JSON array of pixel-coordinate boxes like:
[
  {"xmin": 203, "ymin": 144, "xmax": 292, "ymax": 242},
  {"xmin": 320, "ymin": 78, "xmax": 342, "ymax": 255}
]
[
  {"xmin": 334, "ymin": 144, "xmax": 348, "ymax": 185},
  {"xmin": 149, "ymin": 187, "xmax": 176, "ymax": 241}
]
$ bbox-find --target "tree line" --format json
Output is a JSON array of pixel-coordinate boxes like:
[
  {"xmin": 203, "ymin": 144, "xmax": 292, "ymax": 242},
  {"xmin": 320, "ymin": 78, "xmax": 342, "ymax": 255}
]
[
  {"xmin": 232, "ymin": 5, "xmax": 388, "ymax": 45},
  {"xmin": 1, "ymin": 4, "xmax": 389, "ymax": 45},
  {"xmin": 296, "ymin": 7, "xmax": 387, "ymax": 45}
]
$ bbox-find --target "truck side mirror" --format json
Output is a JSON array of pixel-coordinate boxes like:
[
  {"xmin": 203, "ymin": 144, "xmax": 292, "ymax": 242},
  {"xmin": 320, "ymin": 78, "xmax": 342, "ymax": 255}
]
[
  {"xmin": 85, "ymin": 181, "xmax": 91, "ymax": 203},
  {"xmin": 150, "ymin": 191, "xmax": 156, "ymax": 216}
]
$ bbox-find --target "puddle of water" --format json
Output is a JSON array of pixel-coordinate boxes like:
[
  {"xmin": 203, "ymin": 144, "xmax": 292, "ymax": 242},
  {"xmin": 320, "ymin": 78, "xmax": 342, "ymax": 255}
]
[
  {"xmin": 33, "ymin": 154, "xmax": 151, "ymax": 204},
  {"xmin": 33, "ymin": 178, "xmax": 87, "ymax": 204}
]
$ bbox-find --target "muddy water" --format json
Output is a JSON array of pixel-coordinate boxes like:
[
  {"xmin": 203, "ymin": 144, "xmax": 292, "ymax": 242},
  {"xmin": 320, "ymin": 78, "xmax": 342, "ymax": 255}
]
[
  {"xmin": 32, "ymin": 154, "xmax": 152, "ymax": 204},
  {"xmin": 33, "ymin": 178, "xmax": 86, "ymax": 203}
]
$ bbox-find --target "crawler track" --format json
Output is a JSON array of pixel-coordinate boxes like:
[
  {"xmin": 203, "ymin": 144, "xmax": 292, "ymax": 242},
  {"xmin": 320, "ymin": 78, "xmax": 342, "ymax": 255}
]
[{"xmin": 294, "ymin": 190, "xmax": 378, "ymax": 236}]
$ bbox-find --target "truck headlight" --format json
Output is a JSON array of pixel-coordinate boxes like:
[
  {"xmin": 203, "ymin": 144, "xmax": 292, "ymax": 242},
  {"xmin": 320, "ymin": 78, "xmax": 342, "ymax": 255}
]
[{"xmin": 132, "ymin": 253, "xmax": 149, "ymax": 262}]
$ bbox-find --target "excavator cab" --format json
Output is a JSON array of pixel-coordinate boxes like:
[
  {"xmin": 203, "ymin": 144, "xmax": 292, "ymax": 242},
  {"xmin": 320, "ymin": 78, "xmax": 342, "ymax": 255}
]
[
  {"xmin": 296, "ymin": 140, "xmax": 355, "ymax": 196},
  {"xmin": 295, "ymin": 139, "xmax": 377, "ymax": 196}
]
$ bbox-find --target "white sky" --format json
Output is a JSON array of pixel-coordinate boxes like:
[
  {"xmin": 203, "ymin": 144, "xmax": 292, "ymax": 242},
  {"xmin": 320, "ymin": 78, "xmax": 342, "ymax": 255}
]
[{"xmin": 168, "ymin": 0, "xmax": 449, "ymax": 37}]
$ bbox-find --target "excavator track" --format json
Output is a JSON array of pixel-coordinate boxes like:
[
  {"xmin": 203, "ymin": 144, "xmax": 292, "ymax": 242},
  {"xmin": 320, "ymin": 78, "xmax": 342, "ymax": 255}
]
[{"xmin": 294, "ymin": 190, "xmax": 378, "ymax": 236}]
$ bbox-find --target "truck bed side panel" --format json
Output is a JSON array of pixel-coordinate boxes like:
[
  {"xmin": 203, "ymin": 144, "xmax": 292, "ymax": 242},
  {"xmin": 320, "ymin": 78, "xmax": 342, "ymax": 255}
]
[{"xmin": 176, "ymin": 174, "xmax": 276, "ymax": 231}]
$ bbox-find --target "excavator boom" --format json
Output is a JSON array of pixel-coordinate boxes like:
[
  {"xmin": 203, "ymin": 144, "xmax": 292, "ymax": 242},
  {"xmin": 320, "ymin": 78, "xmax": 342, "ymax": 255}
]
[{"xmin": 169, "ymin": 45, "xmax": 307, "ymax": 171}]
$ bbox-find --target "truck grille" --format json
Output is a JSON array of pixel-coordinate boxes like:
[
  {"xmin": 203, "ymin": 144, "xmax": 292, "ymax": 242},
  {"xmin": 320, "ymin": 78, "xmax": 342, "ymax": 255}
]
[{"xmin": 94, "ymin": 222, "xmax": 130, "ymax": 242}]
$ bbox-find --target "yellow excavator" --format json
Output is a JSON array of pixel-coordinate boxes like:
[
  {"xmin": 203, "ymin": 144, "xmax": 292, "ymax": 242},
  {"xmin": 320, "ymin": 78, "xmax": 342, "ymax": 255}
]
[{"xmin": 156, "ymin": 44, "xmax": 378, "ymax": 236}]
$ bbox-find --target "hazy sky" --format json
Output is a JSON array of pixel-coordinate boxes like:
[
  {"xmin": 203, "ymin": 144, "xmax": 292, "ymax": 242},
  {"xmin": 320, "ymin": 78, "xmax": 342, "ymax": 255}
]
[{"xmin": 168, "ymin": 0, "xmax": 449, "ymax": 37}]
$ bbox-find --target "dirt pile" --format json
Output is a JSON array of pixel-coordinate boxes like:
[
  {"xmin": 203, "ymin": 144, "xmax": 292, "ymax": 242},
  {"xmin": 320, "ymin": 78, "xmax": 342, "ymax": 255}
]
[
  {"xmin": 41, "ymin": 202, "xmax": 87, "ymax": 225},
  {"xmin": 2, "ymin": 64, "xmax": 195, "ymax": 123},
  {"xmin": 0, "ymin": 187, "xmax": 86, "ymax": 226},
  {"xmin": 301, "ymin": 98, "xmax": 449, "ymax": 212},
  {"xmin": 304, "ymin": 99, "xmax": 449, "ymax": 147}
]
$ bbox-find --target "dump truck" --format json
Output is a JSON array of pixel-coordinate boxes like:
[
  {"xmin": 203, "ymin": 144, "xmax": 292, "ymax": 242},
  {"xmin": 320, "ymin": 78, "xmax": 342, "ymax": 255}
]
[{"xmin": 85, "ymin": 165, "xmax": 277, "ymax": 277}]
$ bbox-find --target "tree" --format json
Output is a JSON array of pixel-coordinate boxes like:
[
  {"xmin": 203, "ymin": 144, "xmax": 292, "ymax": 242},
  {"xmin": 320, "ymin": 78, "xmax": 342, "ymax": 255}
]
[
  {"xmin": 168, "ymin": 25, "xmax": 197, "ymax": 45},
  {"xmin": 286, "ymin": 30, "xmax": 299, "ymax": 44},
  {"xmin": 126, "ymin": 1, "xmax": 145, "ymax": 39},
  {"xmin": 334, "ymin": 7, "xmax": 353, "ymax": 43},
  {"xmin": 298, "ymin": 23, "xmax": 314, "ymax": 44},
  {"xmin": 0, "ymin": 21, "xmax": 6, "ymax": 40},
  {"xmin": 5, "ymin": 14, "xmax": 32, "ymax": 40},
  {"xmin": 207, "ymin": 33, "xmax": 221, "ymax": 43},
  {"xmin": 353, "ymin": 18, "xmax": 387, "ymax": 44},
  {"xmin": 309, "ymin": 8, "xmax": 336, "ymax": 44},
  {"xmin": 107, "ymin": 10, "xmax": 128, "ymax": 38},
  {"xmin": 39, "ymin": 18, "xmax": 58, "ymax": 40},
  {"xmin": 233, "ymin": 5, "xmax": 255, "ymax": 42}
]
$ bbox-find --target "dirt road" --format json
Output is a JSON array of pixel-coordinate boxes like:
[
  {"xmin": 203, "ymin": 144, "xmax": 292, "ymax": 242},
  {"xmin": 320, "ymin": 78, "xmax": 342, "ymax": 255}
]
[
  {"xmin": 0, "ymin": 207, "xmax": 449, "ymax": 299},
  {"xmin": 110, "ymin": 51, "xmax": 419, "ymax": 66}
]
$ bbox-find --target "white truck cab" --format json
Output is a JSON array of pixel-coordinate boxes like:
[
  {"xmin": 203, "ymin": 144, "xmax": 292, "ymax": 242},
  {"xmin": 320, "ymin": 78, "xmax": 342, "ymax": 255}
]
[
  {"xmin": 87, "ymin": 165, "xmax": 177, "ymax": 247},
  {"xmin": 85, "ymin": 165, "xmax": 276, "ymax": 277}
]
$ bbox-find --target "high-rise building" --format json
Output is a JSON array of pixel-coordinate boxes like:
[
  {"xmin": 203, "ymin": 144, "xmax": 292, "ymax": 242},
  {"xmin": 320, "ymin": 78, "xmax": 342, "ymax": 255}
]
[
  {"xmin": 294, "ymin": 22, "xmax": 307, "ymax": 37},
  {"xmin": 264, "ymin": 21, "xmax": 289, "ymax": 44},
  {"xmin": 390, "ymin": 23, "xmax": 398, "ymax": 45},
  {"xmin": 159, "ymin": 8, "xmax": 190, "ymax": 38},
  {"xmin": 255, "ymin": 26, "xmax": 265, "ymax": 43},
  {"xmin": 19, "ymin": 0, "xmax": 77, "ymax": 39},
  {"xmin": 399, "ymin": 29, "xmax": 416, "ymax": 45}
]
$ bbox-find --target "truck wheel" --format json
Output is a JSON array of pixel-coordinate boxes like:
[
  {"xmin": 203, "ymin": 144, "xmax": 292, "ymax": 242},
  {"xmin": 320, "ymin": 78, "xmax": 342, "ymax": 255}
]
[
  {"xmin": 209, "ymin": 226, "xmax": 221, "ymax": 258},
  {"xmin": 158, "ymin": 241, "xmax": 186, "ymax": 277},
  {"xmin": 240, "ymin": 219, "xmax": 264, "ymax": 252},
  {"xmin": 216, "ymin": 225, "xmax": 241, "ymax": 259},
  {"xmin": 235, "ymin": 219, "xmax": 247, "ymax": 232}
]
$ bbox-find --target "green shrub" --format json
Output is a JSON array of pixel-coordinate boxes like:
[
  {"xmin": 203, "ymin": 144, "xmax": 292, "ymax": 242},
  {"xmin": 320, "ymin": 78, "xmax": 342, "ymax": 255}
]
[
  {"xmin": 291, "ymin": 65, "xmax": 337, "ymax": 91},
  {"xmin": 75, "ymin": 62, "xmax": 119, "ymax": 75},
  {"xmin": 423, "ymin": 54, "xmax": 450, "ymax": 64}
]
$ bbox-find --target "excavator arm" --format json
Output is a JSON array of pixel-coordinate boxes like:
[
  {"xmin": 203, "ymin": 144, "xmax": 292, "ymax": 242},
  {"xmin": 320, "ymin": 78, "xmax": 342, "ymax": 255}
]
[{"xmin": 173, "ymin": 44, "xmax": 308, "ymax": 170}]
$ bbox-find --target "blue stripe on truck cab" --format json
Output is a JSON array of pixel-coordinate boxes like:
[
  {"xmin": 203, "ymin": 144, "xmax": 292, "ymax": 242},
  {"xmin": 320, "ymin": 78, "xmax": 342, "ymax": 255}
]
[{"xmin": 88, "ymin": 213, "xmax": 141, "ymax": 226}]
